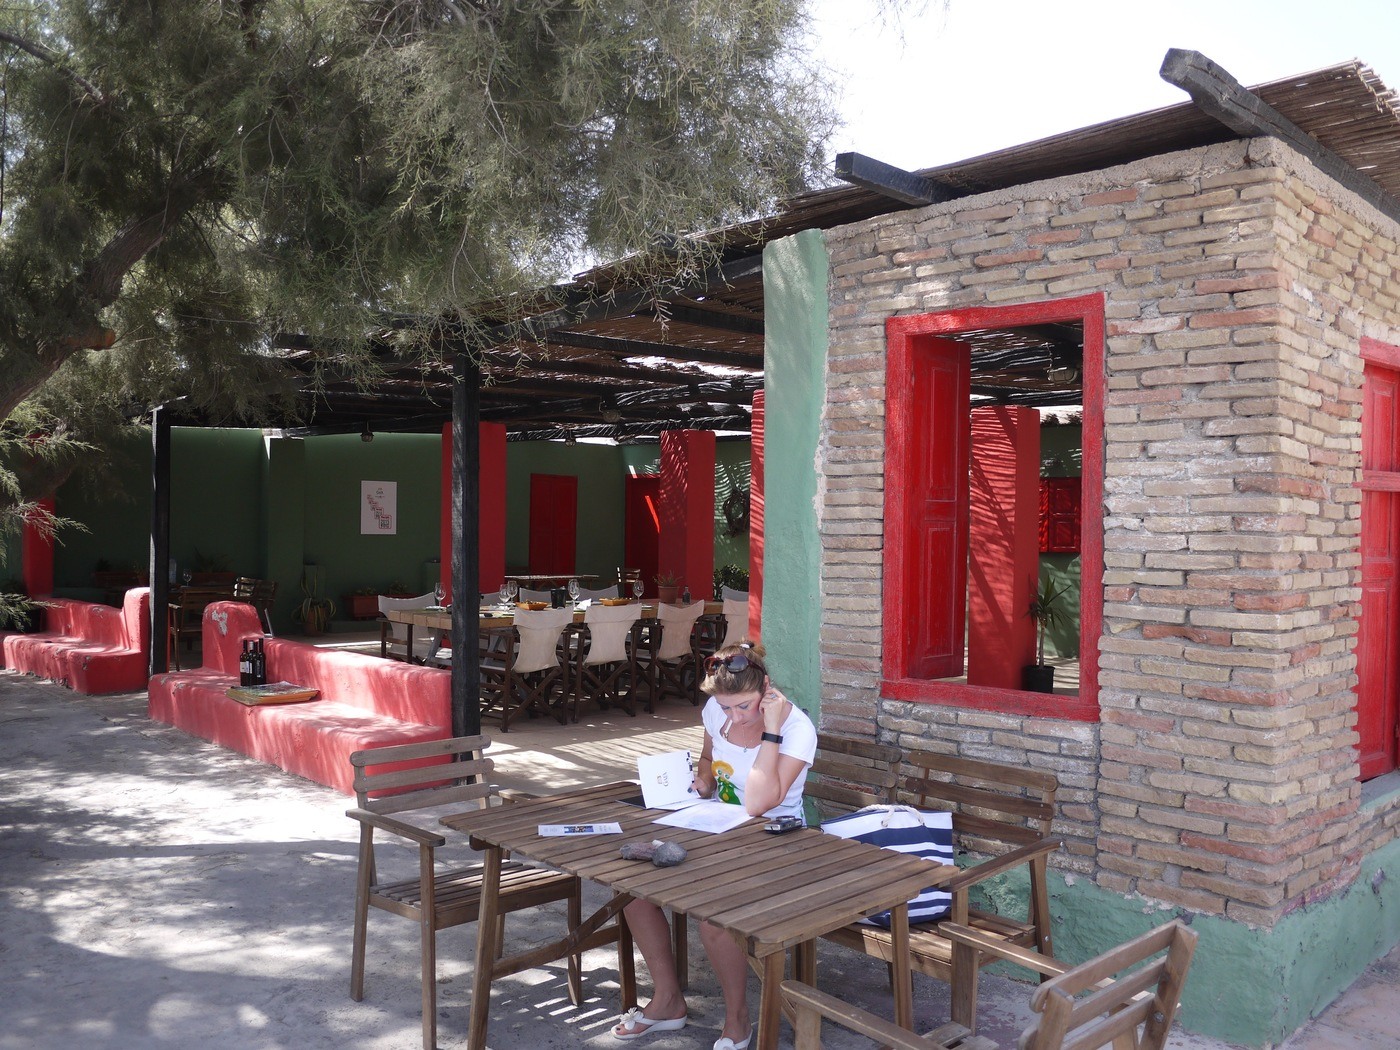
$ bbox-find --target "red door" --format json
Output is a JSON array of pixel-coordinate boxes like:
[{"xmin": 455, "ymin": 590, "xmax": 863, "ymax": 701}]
[
  {"xmin": 907, "ymin": 335, "xmax": 971, "ymax": 679},
  {"xmin": 528, "ymin": 473, "xmax": 577, "ymax": 577},
  {"xmin": 624, "ymin": 474, "xmax": 661, "ymax": 598},
  {"xmin": 1359, "ymin": 360, "xmax": 1400, "ymax": 778}
]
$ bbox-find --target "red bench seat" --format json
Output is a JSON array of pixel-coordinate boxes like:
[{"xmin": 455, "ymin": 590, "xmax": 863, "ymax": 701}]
[
  {"xmin": 148, "ymin": 602, "xmax": 451, "ymax": 794},
  {"xmin": 2, "ymin": 589, "xmax": 151, "ymax": 694}
]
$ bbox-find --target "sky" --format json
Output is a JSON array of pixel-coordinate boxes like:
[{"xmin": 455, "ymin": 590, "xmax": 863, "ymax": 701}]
[{"xmin": 807, "ymin": 0, "xmax": 1400, "ymax": 172}]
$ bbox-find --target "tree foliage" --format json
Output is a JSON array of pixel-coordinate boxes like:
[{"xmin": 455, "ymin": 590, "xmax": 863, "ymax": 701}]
[{"xmin": 0, "ymin": 0, "xmax": 836, "ymax": 567}]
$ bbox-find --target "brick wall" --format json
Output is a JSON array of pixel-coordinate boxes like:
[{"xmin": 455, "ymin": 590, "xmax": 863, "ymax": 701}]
[{"xmin": 818, "ymin": 136, "xmax": 1400, "ymax": 925}]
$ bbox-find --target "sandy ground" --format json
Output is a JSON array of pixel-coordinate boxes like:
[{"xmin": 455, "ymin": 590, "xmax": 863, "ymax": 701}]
[{"xmin": 2, "ymin": 669, "xmax": 1396, "ymax": 1050}]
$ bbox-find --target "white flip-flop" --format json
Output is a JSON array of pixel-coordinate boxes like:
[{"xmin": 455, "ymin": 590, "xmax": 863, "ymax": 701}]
[
  {"xmin": 713, "ymin": 1027, "xmax": 754, "ymax": 1050},
  {"xmin": 613, "ymin": 1007, "xmax": 688, "ymax": 1041}
]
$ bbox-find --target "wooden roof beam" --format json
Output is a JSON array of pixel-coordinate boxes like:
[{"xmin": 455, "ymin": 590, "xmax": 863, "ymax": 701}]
[
  {"xmin": 834, "ymin": 152, "xmax": 954, "ymax": 206},
  {"xmin": 547, "ymin": 330, "xmax": 759, "ymax": 370},
  {"xmin": 1161, "ymin": 48, "xmax": 1400, "ymax": 225}
]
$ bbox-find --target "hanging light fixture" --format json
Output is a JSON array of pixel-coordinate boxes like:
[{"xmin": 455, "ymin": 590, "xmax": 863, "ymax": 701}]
[{"xmin": 360, "ymin": 421, "xmax": 374, "ymax": 443}]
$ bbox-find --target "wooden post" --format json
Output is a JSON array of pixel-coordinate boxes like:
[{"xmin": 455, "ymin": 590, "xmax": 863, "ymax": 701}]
[
  {"xmin": 148, "ymin": 406, "xmax": 171, "ymax": 678},
  {"xmin": 451, "ymin": 353, "xmax": 481, "ymax": 737}
]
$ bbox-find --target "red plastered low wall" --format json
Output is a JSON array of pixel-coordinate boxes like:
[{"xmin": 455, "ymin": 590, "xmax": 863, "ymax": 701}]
[
  {"xmin": 149, "ymin": 602, "xmax": 451, "ymax": 794},
  {"xmin": 2, "ymin": 589, "xmax": 151, "ymax": 694}
]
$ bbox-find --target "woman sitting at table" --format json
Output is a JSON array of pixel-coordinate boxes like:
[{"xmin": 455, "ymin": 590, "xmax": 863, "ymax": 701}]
[{"xmin": 613, "ymin": 641, "xmax": 817, "ymax": 1050}]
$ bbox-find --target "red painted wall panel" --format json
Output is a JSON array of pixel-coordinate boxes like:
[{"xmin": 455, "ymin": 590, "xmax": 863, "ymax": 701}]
[
  {"xmin": 967, "ymin": 407, "xmax": 1040, "ymax": 689},
  {"xmin": 658, "ymin": 430, "xmax": 716, "ymax": 599},
  {"xmin": 439, "ymin": 422, "xmax": 507, "ymax": 602}
]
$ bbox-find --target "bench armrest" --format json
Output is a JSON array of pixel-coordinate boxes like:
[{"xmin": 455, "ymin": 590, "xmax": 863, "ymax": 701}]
[
  {"xmin": 939, "ymin": 921, "xmax": 1070, "ymax": 978},
  {"xmin": 942, "ymin": 835, "xmax": 1062, "ymax": 894},
  {"xmin": 779, "ymin": 981, "xmax": 951, "ymax": 1050},
  {"xmin": 345, "ymin": 807, "xmax": 446, "ymax": 847}
]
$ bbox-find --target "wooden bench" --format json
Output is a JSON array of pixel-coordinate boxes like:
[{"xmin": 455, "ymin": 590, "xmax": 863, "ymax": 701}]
[
  {"xmin": 148, "ymin": 601, "xmax": 450, "ymax": 794},
  {"xmin": 807, "ymin": 745, "xmax": 1062, "ymax": 1033},
  {"xmin": 2, "ymin": 588, "xmax": 151, "ymax": 694}
]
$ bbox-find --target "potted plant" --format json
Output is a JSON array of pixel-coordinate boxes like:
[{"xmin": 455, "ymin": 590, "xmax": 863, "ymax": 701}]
[
  {"xmin": 188, "ymin": 549, "xmax": 236, "ymax": 587},
  {"xmin": 1022, "ymin": 574, "xmax": 1070, "ymax": 693},
  {"xmin": 654, "ymin": 571, "xmax": 680, "ymax": 604},
  {"xmin": 293, "ymin": 566, "xmax": 336, "ymax": 635},
  {"xmin": 343, "ymin": 586, "xmax": 380, "ymax": 620}
]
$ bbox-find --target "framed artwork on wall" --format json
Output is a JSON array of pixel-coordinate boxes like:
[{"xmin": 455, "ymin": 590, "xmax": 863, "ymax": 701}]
[{"xmin": 361, "ymin": 481, "xmax": 397, "ymax": 535}]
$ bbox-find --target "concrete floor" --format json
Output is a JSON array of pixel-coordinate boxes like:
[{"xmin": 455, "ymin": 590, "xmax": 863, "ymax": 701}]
[{"xmin": 1, "ymin": 641, "xmax": 1397, "ymax": 1049}]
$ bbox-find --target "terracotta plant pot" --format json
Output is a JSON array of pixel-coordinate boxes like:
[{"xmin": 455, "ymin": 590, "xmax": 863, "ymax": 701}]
[{"xmin": 656, "ymin": 585, "xmax": 679, "ymax": 604}]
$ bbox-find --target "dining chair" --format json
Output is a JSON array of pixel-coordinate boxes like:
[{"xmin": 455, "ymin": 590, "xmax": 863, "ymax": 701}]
[
  {"xmin": 810, "ymin": 748, "xmax": 1062, "ymax": 1031},
  {"xmin": 572, "ymin": 601, "xmax": 644, "ymax": 718},
  {"xmin": 720, "ymin": 585, "xmax": 749, "ymax": 604},
  {"xmin": 167, "ymin": 583, "xmax": 236, "ymax": 670},
  {"xmin": 377, "ymin": 592, "xmax": 444, "ymax": 664},
  {"xmin": 635, "ymin": 599, "xmax": 706, "ymax": 710},
  {"xmin": 518, "ymin": 586, "xmax": 555, "ymax": 602},
  {"xmin": 577, "ymin": 584, "xmax": 620, "ymax": 600},
  {"xmin": 616, "ymin": 566, "xmax": 642, "ymax": 595},
  {"xmin": 479, "ymin": 606, "xmax": 575, "ymax": 730},
  {"xmin": 780, "ymin": 918, "xmax": 1199, "ymax": 1050},
  {"xmin": 347, "ymin": 735, "xmax": 595, "ymax": 1050},
  {"xmin": 233, "ymin": 576, "xmax": 278, "ymax": 635},
  {"xmin": 720, "ymin": 595, "xmax": 749, "ymax": 649}
]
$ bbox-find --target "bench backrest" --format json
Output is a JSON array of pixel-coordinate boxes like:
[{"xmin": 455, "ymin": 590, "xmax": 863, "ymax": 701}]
[
  {"xmin": 901, "ymin": 748, "xmax": 1057, "ymax": 852},
  {"xmin": 202, "ymin": 601, "xmax": 265, "ymax": 673},
  {"xmin": 266, "ymin": 638, "xmax": 451, "ymax": 727},
  {"xmin": 806, "ymin": 732, "xmax": 904, "ymax": 824},
  {"xmin": 45, "ymin": 590, "xmax": 150, "ymax": 651}
]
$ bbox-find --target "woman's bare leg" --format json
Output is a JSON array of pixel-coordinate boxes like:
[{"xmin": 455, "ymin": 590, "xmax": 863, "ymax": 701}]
[
  {"xmin": 614, "ymin": 900, "xmax": 687, "ymax": 1035},
  {"xmin": 699, "ymin": 919, "xmax": 752, "ymax": 1043}
]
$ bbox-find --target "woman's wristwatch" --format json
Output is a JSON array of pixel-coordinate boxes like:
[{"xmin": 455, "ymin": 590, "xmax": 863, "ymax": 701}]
[{"xmin": 761, "ymin": 731, "xmax": 783, "ymax": 744}]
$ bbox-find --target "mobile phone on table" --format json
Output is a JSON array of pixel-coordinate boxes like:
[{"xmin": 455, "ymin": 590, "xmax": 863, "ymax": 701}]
[{"xmin": 764, "ymin": 815, "xmax": 804, "ymax": 834}]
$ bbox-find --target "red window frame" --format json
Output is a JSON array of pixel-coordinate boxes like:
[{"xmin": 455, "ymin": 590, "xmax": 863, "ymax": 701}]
[{"xmin": 881, "ymin": 295, "xmax": 1103, "ymax": 722}]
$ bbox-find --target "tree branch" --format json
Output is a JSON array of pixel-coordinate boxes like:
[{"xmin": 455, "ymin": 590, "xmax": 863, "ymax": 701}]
[{"xmin": 0, "ymin": 30, "xmax": 106, "ymax": 106}]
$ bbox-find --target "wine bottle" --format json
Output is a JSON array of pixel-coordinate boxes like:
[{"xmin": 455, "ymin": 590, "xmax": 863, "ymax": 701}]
[{"xmin": 240, "ymin": 641, "xmax": 252, "ymax": 687}]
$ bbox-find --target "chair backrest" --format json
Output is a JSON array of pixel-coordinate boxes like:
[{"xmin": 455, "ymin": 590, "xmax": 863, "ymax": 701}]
[
  {"xmin": 806, "ymin": 732, "xmax": 903, "ymax": 824},
  {"xmin": 617, "ymin": 567, "xmax": 641, "ymax": 592},
  {"xmin": 518, "ymin": 586, "xmax": 554, "ymax": 602},
  {"xmin": 511, "ymin": 606, "xmax": 575, "ymax": 675},
  {"xmin": 721, "ymin": 597, "xmax": 749, "ymax": 648},
  {"xmin": 721, "ymin": 586, "xmax": 749, "ymax": 603},
  {"xmin": 902, "ymin": 748, "xmax": 1057, "ymax": 853},
  {"xmin": 1026, "ymin": 919, "xmax": 1198, "ymax": 1050},
  {"xmin": 776, "ymin": 919, "xmax": 1198, "ymax": 1050},
  {"xmin": 578, "ymin": 584, "xmax": 620, "ymax": 600},
  {"xmin": 235, "ymin": 576, "xmax": 277, "ymax": 606},
  {"xmin": 378, "ymin": 592, "xmax": 441, "ymax": 658},
  {"xmin": 655, "ymin": 600, "xmax": 705, "ymax": 661},
  {"xmin": 350, "ymin": 734, "xmax": 496, "ymax": 816},
  {"xmin": 581, "ymin": 602, "xmax": 642, "ymax": 665}
]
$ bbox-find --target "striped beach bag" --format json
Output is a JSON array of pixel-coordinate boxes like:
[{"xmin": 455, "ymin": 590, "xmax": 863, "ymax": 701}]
[{"xmin": 820, "ymin": 804, "xmax": 954, "ymax": 928}]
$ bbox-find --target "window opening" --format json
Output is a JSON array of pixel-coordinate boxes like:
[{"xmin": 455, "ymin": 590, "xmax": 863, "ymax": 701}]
[{"xmin": 882, "ymin": 296, "xmax": 1103, "ymax": 721}]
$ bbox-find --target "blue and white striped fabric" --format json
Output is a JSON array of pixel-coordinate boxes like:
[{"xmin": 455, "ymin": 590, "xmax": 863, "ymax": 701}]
[{"xmin": 821, "ymin": 805, "xmax": 954, "ymax": 928}]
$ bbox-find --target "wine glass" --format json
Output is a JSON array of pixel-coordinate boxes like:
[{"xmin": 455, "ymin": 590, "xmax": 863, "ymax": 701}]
[
  {"xmin": 567, "ymin": 578, "xmax": 580, "ymax": 602},
  {"xmin": 505, "ymin": 580, "xmax": 519, "ymax": 604},
  {"xmin": 182, "ymin": 569, "xmax": 192, "ymax": 587},
  {"xmin": 632, "ymin": 578, "xmax": 644, "ymax": 601},
  {"xmin": 498, "ymin": 582, "xmax": 510, "ymax": 607},
  {"xmin": 433, "ymin": 582, "xmax": 446, "ymax": 607}
]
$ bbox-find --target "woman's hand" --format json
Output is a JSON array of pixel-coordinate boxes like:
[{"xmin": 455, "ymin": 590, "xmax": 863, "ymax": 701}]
[{"xmin": 760, "ymin": 679, "xmax": 790, "ymax": 734}]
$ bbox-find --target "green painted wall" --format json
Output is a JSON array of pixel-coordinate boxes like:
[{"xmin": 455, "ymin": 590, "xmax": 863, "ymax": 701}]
[
  {"xmin": 301, "ymin": 433, "xmax": 444, "ymax": 606},
  {"xmin": 760, "ymin": 229, "xmax": 828, "ymax": 714},
  {"xmin": 1038, "ymin": 423, "xmax": 1082, "ymax": 658},
  {"xmin": 42, "ymin": 429, "xmax": 750, "ymax": 628},
  {"xmin": 505, "ymin": 440, "xmax": 627, "ymax": 579},
  {"xmin": 1009, "ymin": 814, "xmax": 1400, "ymax": 1045}
]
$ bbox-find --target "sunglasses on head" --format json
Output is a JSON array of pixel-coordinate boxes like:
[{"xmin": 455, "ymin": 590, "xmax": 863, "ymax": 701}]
[{"xmin": 704, "ymin": 644, "xmax": 759, "ymax": 676}]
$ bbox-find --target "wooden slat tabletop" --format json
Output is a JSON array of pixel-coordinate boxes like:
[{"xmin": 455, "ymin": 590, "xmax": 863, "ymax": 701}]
[{"xmin": 442, "ymin": 785, "xmax": 951, "ymax": 957}]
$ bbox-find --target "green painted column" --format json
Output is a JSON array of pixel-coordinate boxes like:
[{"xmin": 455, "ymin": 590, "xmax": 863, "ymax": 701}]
[
  {"xmin": 261, "ymin": 436, "xmax": 306, "ymax": 632},
  {"xmin": 760, "ymin": 229, "xmax": 829, "ymax": 717}
]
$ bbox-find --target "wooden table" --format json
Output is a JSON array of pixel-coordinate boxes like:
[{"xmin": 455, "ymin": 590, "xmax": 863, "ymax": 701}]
[
  {"xmin": 441, "ymin": 782, "xmax": 954, "ymax": 1050},
  {"xmin": 503, "ymin": 573, "xmax": 601, "ymax": 586}
]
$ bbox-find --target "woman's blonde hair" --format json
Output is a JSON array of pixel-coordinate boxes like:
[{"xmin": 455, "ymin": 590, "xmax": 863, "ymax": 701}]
[{"xmin": 700, "ymin": 640, "xmax": 767, "ymax": 696}]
